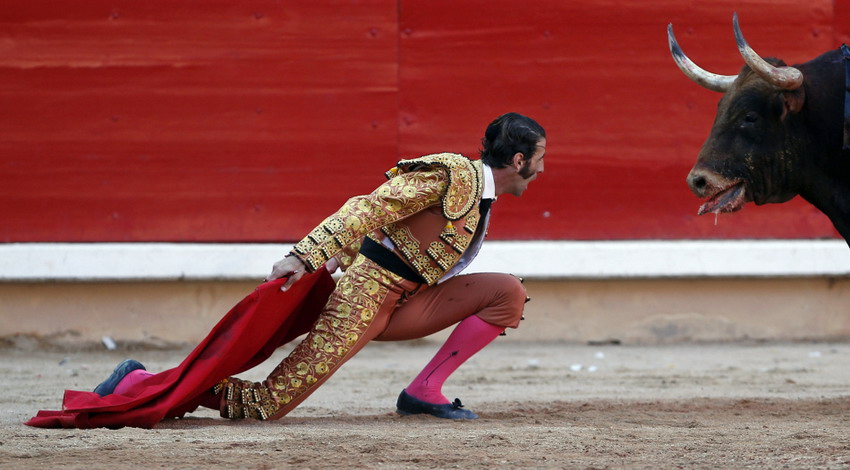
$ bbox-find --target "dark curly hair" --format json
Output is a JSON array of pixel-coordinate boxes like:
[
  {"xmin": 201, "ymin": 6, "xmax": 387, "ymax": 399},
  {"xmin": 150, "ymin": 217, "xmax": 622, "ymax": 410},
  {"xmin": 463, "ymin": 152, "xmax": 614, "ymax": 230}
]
[{"xmin": 479, "ymin": 113, "xmax": 546, "ymax": 168}]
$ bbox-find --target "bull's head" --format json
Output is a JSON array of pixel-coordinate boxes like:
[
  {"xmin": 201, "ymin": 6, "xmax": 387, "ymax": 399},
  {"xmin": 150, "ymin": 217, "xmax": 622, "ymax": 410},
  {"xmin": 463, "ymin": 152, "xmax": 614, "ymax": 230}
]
[{"xmin": 668, "ymin": 13, "xmax": 807, "ymax": 216}]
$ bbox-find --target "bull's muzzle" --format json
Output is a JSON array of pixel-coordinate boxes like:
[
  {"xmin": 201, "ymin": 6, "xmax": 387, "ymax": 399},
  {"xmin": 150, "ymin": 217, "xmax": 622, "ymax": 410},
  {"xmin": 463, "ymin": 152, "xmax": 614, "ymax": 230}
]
[
  {"xmin": 687, "ymin": 166, "xmax": 741, "ymax": 200},
  {"xmin": 686, "ymin": 168, "xmax": 712, "ymax": 198}
]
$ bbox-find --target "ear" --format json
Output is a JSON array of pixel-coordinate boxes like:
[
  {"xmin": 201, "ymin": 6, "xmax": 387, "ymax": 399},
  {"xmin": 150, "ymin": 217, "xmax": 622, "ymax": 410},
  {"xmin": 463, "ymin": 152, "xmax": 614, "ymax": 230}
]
[
  {"xmin": 511, "ymin": 152, "xmax": 525, "ymax": 170},
  {"xmin": 780, "ymin": 88, "xmax": 805, "ymax": 120}
]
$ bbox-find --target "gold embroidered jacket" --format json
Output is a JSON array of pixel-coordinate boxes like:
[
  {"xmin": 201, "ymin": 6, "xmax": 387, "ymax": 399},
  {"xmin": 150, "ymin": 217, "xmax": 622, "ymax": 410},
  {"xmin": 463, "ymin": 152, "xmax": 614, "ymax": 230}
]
[{"xmin": 291, "ymin": 153, "xmax": 485, "ymax": 285}]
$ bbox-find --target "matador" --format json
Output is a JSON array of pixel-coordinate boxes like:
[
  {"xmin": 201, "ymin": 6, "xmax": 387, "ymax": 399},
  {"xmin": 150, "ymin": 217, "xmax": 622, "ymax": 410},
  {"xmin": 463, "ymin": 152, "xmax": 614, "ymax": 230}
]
[{"xmin": 29, "ymin": 112, "xmax": 547, "ymax": 427}]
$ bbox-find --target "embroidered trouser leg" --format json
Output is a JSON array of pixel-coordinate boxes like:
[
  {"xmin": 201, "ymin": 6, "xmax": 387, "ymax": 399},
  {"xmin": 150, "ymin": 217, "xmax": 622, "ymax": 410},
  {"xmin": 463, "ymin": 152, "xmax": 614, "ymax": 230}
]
[{"xmin": 218, "ymin": 255, "xmax": 419, "ymax": 420}]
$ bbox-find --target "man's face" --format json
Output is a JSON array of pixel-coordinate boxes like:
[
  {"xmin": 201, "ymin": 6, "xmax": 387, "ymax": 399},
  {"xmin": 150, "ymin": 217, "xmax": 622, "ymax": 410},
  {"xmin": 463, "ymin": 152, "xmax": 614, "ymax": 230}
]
[{"xmin": 506, "ymin": 138, "xmax": 546, "ymax": 197}]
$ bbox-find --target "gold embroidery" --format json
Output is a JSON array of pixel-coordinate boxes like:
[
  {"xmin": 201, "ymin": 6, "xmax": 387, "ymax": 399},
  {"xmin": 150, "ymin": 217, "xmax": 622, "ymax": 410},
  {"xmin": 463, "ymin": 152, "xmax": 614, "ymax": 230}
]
[
  {"xmin": 439, "ymin": 229, "xmax": 470, "ymax": 253},
  {"xmin": 389, "ymin": 154, "xmax": 484, "ymax": 221},
  {"xmin": 292, "ymin": 170, "xmax": 447, "ymax": 273},
  {"xmin": 464, "ymin": 212, "xmax": 479, "ymax": 234},
  {"xmin": 292, "ymin": 153, "xmax": 484, "ymax": 285},
  {"xmin": 426, "ymin": 241, "xmax": 460, "ymax": 270},
  {"xmin": 320, "ymin": 219, "xmax": 339, "ymax": 233},
  {"xmin": 378, "ymin": 225, "xmax": 442, "ymax": 285},
  {"xmin": 220, "ymin": 256, "xmax": 400, "ymax": 421},
  {"xmin": 381, "ymin": 210, "xmax": 479, "ymax": 285},
  {"xmin": 218, "ymin": 378, "xmax": 277, "ymax": 420}
]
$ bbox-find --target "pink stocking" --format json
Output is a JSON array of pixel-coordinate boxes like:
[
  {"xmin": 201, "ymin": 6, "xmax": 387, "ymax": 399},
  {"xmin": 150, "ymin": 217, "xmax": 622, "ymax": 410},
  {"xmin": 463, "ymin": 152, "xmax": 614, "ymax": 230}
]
[
  {"xmin": 113, "ymin": 369, "xmax": 155, "ymax": 395},
  {"xmin": 113, "ymin": 368, "xmax": 224, "ymax": 411},
  {"xmin": 404, "ymin": 315, "xmax": 504, "ymax": 404}
]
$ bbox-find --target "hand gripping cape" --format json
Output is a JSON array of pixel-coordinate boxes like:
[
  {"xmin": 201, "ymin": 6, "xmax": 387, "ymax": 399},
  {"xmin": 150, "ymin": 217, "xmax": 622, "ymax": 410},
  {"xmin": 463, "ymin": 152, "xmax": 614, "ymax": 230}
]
[{"xmin": 25, "ymin": 269, "xmax": 336, "ymax": 429}]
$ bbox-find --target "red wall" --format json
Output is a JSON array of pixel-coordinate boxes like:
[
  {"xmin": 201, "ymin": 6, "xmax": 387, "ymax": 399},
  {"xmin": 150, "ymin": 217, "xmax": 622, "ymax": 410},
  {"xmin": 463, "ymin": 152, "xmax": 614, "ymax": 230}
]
[{"xmin": 0, "ymin": 0, "xmax": 846, "ymax": 242}]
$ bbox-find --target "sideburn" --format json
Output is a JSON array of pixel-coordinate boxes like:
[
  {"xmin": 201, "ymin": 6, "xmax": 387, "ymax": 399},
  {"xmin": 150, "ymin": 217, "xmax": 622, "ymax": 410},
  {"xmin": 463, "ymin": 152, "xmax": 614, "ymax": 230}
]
[{"xmin": 518, "ymin": 158, "xmax": 534, "ymax": 179}]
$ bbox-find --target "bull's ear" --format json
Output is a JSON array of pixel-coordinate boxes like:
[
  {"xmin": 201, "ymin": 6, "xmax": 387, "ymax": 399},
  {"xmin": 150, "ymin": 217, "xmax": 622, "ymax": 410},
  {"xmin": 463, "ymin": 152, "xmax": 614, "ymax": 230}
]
[{"xmin": 781, "ymin": 88, "xmax": 805, "ymax": 120}]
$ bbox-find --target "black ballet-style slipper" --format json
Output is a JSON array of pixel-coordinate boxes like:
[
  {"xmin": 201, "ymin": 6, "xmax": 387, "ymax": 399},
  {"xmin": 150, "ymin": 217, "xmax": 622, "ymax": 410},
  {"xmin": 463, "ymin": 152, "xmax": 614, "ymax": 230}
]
[{"xmin": 396, "ymin": 389, "xmax": 479, "ymax": 420}]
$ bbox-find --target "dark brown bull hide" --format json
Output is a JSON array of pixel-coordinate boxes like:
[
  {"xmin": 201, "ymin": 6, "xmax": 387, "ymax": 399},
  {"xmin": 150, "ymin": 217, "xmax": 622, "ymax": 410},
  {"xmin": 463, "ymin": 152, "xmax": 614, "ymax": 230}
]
[{"xmin": 669, "ymin": 14, "xmax": 850, "ymax": 247}]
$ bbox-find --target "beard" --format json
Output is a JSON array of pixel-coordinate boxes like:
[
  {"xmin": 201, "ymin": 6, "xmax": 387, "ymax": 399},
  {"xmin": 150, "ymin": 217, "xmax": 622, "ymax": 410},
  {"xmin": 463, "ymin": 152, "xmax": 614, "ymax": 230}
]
[{"xmin": 518, "ymin": 159, "xmax": 535, "ymax": 179}]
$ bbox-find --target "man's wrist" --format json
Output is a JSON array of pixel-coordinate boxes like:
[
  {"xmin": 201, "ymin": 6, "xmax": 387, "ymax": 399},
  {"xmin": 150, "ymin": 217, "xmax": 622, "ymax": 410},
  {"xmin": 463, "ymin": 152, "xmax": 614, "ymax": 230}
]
[{"xmin": 286, "ymin": 251, "xmax": 312, "ymax": 272}]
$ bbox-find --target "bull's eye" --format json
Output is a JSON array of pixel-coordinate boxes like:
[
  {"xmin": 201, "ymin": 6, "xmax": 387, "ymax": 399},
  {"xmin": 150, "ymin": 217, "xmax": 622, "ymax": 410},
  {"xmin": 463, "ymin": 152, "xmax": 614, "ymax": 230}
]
[{"xmin": 739, "ymin": 112, "xmax": 759, "ymax": 133}]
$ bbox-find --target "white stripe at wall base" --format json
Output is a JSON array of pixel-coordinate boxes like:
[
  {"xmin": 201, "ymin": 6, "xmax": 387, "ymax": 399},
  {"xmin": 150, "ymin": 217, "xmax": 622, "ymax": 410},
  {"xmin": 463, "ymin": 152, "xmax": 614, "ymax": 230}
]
[{"xmin": 0, "ymin": 240, "xmax": 848, "ymax": 282}]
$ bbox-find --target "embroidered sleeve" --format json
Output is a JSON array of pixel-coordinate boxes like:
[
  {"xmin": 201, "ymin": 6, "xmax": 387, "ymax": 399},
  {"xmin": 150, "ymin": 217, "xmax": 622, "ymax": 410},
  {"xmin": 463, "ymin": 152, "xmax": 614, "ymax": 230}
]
[{"xmin": 291, "ymin": 169, "xmax": 448, "ymax": 272}]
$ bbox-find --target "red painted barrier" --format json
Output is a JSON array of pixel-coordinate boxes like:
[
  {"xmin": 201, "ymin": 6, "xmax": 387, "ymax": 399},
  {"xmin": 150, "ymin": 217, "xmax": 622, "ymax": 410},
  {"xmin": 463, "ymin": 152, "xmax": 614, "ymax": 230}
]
[{"xmin": 0, "ymin": 1, "xmax": 844, "ymax": 242}]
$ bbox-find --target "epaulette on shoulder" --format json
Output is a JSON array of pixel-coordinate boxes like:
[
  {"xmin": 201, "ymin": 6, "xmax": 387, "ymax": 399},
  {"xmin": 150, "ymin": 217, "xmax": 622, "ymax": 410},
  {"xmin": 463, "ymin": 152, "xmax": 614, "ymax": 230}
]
[{"xmin": 386, "ymin": 153, "xmax": 484, "ymax": 221}]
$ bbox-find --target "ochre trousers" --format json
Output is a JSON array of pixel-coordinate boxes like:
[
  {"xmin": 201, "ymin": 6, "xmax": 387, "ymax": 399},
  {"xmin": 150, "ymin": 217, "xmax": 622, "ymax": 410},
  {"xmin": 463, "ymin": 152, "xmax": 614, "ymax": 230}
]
[{"xmin": 218, "ymin": 254, "xmax": 526, "ymax": 420}]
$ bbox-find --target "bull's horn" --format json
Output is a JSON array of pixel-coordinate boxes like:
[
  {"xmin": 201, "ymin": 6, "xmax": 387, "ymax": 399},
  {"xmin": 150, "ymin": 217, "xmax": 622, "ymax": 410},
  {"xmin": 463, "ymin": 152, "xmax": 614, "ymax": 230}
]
[
  {"xmin": 733, "ymin": 12, "xmax": 803, "ymax": 90},
  {"xmin": 667, "ymin": 24, "xmax": 736, "ymax": 92}
]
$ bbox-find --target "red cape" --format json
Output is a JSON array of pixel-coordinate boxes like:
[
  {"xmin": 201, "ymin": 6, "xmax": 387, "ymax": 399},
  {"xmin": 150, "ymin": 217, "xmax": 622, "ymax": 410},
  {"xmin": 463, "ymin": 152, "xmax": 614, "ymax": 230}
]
[{"xmin": 25, "ymin": 269, "xmax": 336, "ymax": 429}]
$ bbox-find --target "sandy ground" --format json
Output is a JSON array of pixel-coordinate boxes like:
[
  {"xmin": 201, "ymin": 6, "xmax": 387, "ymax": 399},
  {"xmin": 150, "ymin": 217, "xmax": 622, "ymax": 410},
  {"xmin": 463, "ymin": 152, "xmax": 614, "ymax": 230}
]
[{"xmin": 2, "ymin": 340, "xmax": 850, "ymax": 469}]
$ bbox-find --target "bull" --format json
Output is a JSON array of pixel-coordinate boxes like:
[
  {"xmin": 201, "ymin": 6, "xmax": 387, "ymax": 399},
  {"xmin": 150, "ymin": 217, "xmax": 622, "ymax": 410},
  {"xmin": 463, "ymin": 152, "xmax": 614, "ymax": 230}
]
[{"xmin": 668, "ymin": 13, "xmax": 850, "ymax": 247}]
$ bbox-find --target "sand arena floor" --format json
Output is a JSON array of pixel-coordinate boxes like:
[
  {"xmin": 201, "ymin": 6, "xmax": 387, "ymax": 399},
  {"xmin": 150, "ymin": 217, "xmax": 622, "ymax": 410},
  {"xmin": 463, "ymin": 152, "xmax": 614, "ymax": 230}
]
[{"xmin": 2, "ymin": 340, "xmax": 850, "ymax": 469}]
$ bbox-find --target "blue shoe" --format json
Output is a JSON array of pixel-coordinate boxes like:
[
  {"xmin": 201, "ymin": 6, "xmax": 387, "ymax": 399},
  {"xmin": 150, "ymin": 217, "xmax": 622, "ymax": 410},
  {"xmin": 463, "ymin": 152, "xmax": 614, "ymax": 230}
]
[
  {"xmin": 93, "ymin": 359, "xmax": 146, "ymax": 396},
  {"xmin": 396, "ymin": 389, "xmax": 479, "ymax": 420}
]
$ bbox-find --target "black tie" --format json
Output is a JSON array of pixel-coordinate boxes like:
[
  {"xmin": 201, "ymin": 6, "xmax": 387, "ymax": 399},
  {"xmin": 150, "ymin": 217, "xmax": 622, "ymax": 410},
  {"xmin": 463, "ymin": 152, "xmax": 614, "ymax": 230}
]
[{"xmin": 479, "ymin": 198, "xmax": 493, "ymax": 220}]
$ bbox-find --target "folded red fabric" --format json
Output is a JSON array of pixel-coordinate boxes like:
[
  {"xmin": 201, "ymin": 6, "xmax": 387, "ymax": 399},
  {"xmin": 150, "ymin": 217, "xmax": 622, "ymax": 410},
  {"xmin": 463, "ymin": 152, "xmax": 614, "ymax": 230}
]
[{"xmin": 25, "ymin": 269, "xmax": 336, "ymax": 429}]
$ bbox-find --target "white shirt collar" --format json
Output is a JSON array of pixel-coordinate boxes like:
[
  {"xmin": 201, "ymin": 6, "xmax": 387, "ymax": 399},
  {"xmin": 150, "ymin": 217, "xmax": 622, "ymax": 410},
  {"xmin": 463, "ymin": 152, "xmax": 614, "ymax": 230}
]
[{"xmin": 482, "ymin": 164, "xmax": 496, "ymax": 200}]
